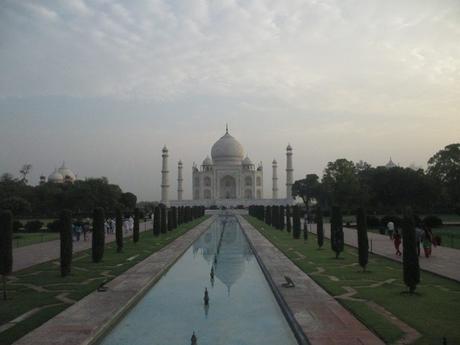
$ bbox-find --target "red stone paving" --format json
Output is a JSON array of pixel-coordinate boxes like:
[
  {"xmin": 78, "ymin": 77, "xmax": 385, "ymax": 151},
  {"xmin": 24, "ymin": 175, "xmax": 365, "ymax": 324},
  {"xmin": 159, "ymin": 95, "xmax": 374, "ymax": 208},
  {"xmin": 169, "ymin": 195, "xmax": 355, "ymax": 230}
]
[
  {"xmin": 12, "ymin": 221, "xmax": 153, "ymax": 272},
  {"xmin": 238, "ymin": 216, "xmax": 384, "ymax": 345}
]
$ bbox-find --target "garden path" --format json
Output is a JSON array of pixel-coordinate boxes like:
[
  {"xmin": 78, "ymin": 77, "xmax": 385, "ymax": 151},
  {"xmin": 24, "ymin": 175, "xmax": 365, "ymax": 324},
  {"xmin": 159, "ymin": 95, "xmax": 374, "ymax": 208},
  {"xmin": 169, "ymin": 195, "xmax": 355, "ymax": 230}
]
[
  {"xmin": 12, "ymin": 221, "xmax": 152, "ymax": 272},
  {"xmin": 307, "ymin": 222, "xmax": 460, "ymax": 282}
]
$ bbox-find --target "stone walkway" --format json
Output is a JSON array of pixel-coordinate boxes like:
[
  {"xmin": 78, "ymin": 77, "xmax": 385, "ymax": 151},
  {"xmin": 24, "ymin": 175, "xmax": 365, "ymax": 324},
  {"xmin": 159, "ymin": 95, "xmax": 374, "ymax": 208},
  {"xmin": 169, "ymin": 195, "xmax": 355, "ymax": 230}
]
[
  {"xmin": 238, "ymin": 216, "xmax": 384, "ymax": 345},
  {"xmin": 12, "ymin": 216, "xmax": 215, "ymax": 345},
  {"xmin": 306, "ymin": 223, "xmax": 460, "ymax": 282},
  {"xmin": 12, "ymin": 221, "xmax": 153, "ymax": 272}
]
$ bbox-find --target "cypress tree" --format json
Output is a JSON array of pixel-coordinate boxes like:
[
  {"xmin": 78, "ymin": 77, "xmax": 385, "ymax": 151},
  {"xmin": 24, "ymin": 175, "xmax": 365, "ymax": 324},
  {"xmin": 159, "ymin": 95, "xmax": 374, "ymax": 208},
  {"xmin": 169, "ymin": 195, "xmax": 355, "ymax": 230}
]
[
  {"xmin": 271, "ymin": 206, "xmax": 278, "ymax": 229},
  {"xmin": 92, "ymin": 207, "xmax": 105, "ymax": 263},
  {"xmin": 115, "ymin": 208, "xmax": 123, "ymax": 252},
  {"xmin": 292, "ymin": 205, "xmax": 301, "ymax": 239},
  {"xmin": 0, "ymin": 210, "xmax": 13, "ymax": 300},
  {"xmin": 286, "ymin": 206, "xmax": 292, "ymax": 233},
  {"xmin": 356, "ymin": 207, "xmax": 369, "ymax": 271},
  {"xmin": 279, "ymin": 206, "xmax": 285, "ymax": 230},
  {"xmin": 133, "ymin": 208, "xmax": 140, "ymax": 243},
  {"xmin": 331, "ymin": 206, "xmax": 344, "ymax": 258},
  {"xmin": 172, "ymin": 207, "xmax": 177, "ymax": 229},
  {"xmin": 402, "ymin": 207, "xmax": 420, "ymax": 293},
  {"xmin": 59, "ymin": 210, "xmax": 73, "ymax": 277},
  {"xmin": 266, "ymin": 206, "xmax": 272, "ymax": 226},
  {"xmin": 160, "ymin": 206, "xmax": 167, "ymax": 234},
  {"xmin": 153, "ymin": 206, "xmax": 160, "ymax": 236},
  {"xmin": 316, "ymin": 206, "xmax": 324, "ymax": 249},
  {"xmin": 167, "ymin": 208, "xmax": 173, "ymax": 231},
  {"xmin": 303, "ymin": 213, "xmax": 308, "ymax": 241}
]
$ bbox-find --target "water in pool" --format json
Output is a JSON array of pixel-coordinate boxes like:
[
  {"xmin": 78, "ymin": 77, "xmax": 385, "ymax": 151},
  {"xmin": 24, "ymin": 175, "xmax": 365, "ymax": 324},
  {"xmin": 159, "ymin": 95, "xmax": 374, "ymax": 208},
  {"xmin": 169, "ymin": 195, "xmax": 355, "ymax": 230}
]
[{"xmin": 99, "ymin": 215, "xmax": 298, "ymax": 345}]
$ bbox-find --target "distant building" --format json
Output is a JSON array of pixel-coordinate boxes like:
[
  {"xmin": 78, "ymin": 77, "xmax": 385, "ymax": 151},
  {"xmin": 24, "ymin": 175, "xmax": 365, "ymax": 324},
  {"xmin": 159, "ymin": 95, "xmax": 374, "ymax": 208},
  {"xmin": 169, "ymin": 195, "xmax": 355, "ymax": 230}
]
[
  {"xmin": 44, "ymin": 162, "xmax": 77, "ymax": 184},
  {"xmin": 384, "ymin": 157, "xmax": 398, "ymax": 169}
]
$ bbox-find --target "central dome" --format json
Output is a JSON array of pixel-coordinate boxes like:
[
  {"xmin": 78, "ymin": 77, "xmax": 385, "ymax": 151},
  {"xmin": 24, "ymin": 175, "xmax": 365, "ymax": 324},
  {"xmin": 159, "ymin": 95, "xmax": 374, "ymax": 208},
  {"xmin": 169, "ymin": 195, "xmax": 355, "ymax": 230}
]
[{"xmin": 211, "ymin": 130, "xmax": 244, "ymax": 165}]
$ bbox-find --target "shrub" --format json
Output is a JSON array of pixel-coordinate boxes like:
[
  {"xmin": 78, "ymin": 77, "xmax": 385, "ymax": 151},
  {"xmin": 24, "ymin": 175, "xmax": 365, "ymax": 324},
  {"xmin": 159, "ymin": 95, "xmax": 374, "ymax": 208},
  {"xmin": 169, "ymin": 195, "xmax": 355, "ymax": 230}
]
[
  {"xmin": 59, "ymin": 210, "xmax": 72, "ymax": 277},
  {"xmin": 160, "ymin": 206, "xmax": 167, "ymax": 233},
  {"xmin": 24, "ymin": 220, "xmax": 44, "ymax": 233},
  {"xmin": 423, "ymin": 215, "xmax": 443, "ymax": 228},
  {"xmin": 92, "ymin": 207, "xmax": 105, "ymax": 263}
]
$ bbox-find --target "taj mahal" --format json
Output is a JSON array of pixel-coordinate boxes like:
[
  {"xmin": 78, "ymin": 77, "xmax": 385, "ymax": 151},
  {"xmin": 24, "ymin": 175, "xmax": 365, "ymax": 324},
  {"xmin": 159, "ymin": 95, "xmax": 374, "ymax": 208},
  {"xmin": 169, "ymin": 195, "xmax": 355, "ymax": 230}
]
[{"xmin": 160, "ymin": 126, "xmax": 294, "ymax": 207}]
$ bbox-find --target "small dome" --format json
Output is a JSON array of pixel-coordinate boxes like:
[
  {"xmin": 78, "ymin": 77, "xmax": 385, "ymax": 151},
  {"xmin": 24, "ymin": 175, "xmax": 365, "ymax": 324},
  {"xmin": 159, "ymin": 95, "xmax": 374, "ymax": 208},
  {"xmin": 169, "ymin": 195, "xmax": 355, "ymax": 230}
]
[
  {"xmin": 57, "ymin": 162, "xmax": 76, "ymax": 182},
  {"xmin": 202, "ymin": 156, "xmax": 212, "ymax": 166},
  {"xmin": 286, "ymin": 144, "xmax": 292, "ymax": 151},
  {"xmin": 242, "ymin": 156, "xmax": 253, "ymax": 165},
  {"xmin": 272, "ymin": 159, "xmax": 277, "ymax": 165},
  {"xmin": 48, "ymin": 170, "xmax": 64, "ymax": 183},
  {"xmin": 162, "ymin": 145, "xmax": 168, "ymax": 152},
  {"xmin": 211, "ymin": 130, "xmax": 244, "ymax": 165}
]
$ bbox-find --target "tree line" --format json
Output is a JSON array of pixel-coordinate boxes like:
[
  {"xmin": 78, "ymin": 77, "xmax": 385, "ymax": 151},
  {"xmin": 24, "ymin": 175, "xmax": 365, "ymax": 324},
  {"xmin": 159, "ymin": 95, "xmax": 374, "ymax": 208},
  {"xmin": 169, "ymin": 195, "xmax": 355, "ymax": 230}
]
[
  {"xmin": 0, "ymin": 175, "xmax": 137, "ymax": 217},
  {"xmin": 292, "ymin": 143, "xmax": 460, "ymax": 215}
]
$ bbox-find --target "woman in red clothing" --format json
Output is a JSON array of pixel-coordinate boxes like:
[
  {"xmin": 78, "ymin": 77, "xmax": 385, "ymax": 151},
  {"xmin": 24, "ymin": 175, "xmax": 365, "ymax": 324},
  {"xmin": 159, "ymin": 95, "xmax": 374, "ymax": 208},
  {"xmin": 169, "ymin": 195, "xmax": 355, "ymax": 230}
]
[{"xmin": 393, "ymin": 228, "xmax": 402, "ymax": 256}]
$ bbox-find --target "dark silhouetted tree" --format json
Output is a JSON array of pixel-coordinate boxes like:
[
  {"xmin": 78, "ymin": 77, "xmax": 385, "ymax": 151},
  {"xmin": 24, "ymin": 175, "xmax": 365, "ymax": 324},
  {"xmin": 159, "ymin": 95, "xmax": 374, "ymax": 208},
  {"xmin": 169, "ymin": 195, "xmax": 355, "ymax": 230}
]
[
  {"xmin": 0, "ymin": 210, "xmax": 13, "ymax": 300},
  {"xmin": 402, "ymin": 207, "xmax": 420, "ymax": 293},
  {"xmin": 292, "ymin": 205, "xmax": 301, "ymax": 239},
  {"xmin": 115, "ymin": 208, "xmax": 123, "ymax": 252},
  {"xmin": 330, "ymin": 206, "xmax": 344, "ymax": 258},
  {"xmin": 59, "ymin": 210, "xmax": 73, "ymax": 277},
  {"xmin": 153, "ymin": 207, "xmax": 160, "ymax": 236},
  {"xmin": 286, "ymin": 206, "xmax": 292, "ymax": 233},
  {"xmin": 316, "ymin": 206, "xmax": 324, "ymax": 249},
  {"xmin": 133, "ymin": 208, "xmax": 140, "ymax": 243},
  {"xmin": 356, "ymin": 207, "xmax": 369, "ymax": 271},
  {"xmin": 160, "ymin": 206, "xmax": 167, "ymax": 233}
]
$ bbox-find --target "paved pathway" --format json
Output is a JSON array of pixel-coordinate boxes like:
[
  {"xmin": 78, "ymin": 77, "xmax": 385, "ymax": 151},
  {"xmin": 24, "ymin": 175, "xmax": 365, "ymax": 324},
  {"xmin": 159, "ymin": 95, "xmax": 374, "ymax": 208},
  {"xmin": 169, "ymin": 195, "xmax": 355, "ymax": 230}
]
[
  {"xmin": 306, "ymin": 222, "xmax": 460, "ymax": 282},
  {"xmin": 13, "ymin": 216, "xmax": 215, "ymax": 345},
  {"xmin": 238, "ymin": 216, "xmax": 384, "ymax": 345},
  {"xmin": 12, "ymin": 221, "xmax": 153, "ymax": 272}
]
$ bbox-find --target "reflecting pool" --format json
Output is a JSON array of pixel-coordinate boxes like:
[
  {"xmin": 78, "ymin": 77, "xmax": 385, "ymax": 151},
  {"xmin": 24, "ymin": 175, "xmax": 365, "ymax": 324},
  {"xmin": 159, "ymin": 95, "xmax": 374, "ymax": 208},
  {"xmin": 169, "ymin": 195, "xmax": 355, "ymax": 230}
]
[{"xmin": 99, "ymin": 215, "xmax": 298, "ymax": 345}]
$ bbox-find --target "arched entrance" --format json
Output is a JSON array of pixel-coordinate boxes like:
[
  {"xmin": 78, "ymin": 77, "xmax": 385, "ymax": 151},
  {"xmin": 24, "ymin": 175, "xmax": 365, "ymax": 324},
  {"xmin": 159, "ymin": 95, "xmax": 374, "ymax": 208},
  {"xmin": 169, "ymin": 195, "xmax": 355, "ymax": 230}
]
[{"xmin": 220, "ymin": 175, "xmax": 236, "ymax": 199}]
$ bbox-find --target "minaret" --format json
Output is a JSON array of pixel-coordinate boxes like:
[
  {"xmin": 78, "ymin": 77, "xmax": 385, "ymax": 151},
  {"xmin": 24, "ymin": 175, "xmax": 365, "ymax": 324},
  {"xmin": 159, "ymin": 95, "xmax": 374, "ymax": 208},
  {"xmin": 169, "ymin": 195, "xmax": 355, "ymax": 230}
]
[
  {"xmin": 286, "ymin": 144, "xmax": 293, "ymax": 199},
  {"xmin": 177, "ymin": 160, "xmax": 183, "ymax": 201},
  {"xmin": 272, "ymin": 159, "xmax": 278, "ymax": 199},
  {"xmin": 161, "ymin": 145, "xmax": 169, "ymax": 203}
]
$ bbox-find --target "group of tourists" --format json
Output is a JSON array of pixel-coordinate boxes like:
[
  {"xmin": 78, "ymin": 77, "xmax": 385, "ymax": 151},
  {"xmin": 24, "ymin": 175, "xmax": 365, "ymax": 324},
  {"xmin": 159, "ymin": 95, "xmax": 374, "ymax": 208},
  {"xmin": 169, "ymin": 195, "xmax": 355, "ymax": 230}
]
[
  {"xmin": 71, "ymin": 215, "xmax": 136, "ymax": 242},
  {"xmin": 387, "ymin": 221, "xmax": 436, "ymax": 258}
]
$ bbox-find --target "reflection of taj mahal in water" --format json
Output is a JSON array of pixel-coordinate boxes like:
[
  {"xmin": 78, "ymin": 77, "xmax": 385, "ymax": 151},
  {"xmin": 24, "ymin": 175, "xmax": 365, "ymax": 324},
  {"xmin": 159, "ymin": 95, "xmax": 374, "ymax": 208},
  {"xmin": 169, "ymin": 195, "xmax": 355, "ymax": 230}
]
[
  {"xmin": 160, "ymin": 126, "xmax": 295, "ymax": 207},
  {"xmin": 192, "ymin": 216, "xmax": 252, "ymax": 294}
]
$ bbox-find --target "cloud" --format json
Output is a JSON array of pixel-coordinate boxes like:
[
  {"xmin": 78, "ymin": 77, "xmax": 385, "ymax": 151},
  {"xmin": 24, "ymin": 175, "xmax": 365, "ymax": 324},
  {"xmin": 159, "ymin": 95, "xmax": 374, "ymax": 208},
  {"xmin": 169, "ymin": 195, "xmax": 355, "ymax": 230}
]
[{"xmin": 0, "ymin": 0, "xmax": 459, "ymax": 199}]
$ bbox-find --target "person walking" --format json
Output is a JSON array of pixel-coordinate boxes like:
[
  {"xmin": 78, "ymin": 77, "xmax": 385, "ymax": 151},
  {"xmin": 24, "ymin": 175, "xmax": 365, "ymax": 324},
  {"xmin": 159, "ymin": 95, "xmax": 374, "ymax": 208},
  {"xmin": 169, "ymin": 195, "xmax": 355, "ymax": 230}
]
[
  {"xmin": 387, "ymin": 220, "xmax": 395, "ymax": 239},
  {"xmin": 423, "ymin": 226, "xmax": 433, "ymax": 258},
  {"xmin": 83, "ymin": 222, "xmax": 89, "ymax": 241},
  {"xmin": 393, "ymin": 228, "xmax": 402, "ymax": 256},
  {"xmin": 128, "ymin": 216, "xmax": 134, "ymax": 232},
  {"xmin": 123, "ymin": 218, "xmax": 130, "ymax": 234},
  {"xmin": 75, "ymin": 222, "xmax": 82, "ymax": 242},
  {"xmin": 415, "ymin": 225, "xmax": 425, "ymax": 257}
]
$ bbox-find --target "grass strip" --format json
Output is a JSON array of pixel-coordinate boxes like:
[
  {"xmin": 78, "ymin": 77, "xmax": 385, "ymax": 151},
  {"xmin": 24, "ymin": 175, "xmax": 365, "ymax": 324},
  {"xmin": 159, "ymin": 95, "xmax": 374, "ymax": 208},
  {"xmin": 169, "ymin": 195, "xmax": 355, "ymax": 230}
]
[
  {"xmin": 245, "ymin": 216, "xmax": 460, "ymax": 345},
  {"xmin": 0, "ymin": 216, "xmax": 209, "ymax": 345}
]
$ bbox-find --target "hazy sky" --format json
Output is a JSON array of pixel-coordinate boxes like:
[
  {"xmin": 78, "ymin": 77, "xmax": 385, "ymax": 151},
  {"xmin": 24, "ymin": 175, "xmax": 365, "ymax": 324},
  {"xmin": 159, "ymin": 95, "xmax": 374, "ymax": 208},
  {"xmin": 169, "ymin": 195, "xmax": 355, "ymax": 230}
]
[{"xmin": 1, "ymin": 0, "xmax": 459, "ymax": 201}]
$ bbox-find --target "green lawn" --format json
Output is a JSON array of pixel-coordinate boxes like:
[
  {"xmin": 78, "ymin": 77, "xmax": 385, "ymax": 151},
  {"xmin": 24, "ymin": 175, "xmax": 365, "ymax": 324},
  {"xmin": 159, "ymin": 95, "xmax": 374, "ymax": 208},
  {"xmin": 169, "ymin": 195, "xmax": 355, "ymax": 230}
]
[
  {"xmin": 12, "ymin": 232, "xmax": 60, "ymax": 248},
  {"xmin": 0, "ymin": 216, "xmax": 209, "ymax": 345},
  {"xmin": 245, "ymin": 216, "xmax": 460, "ymax": 345}
]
